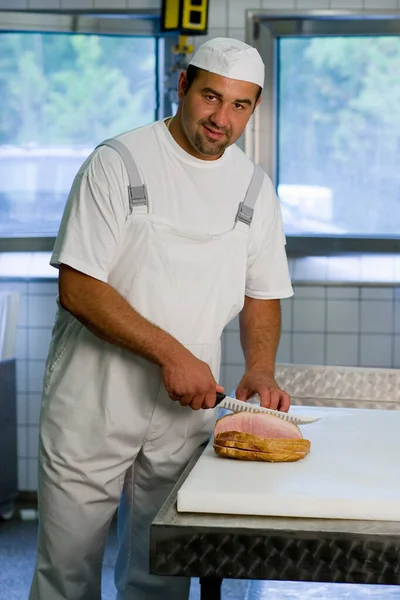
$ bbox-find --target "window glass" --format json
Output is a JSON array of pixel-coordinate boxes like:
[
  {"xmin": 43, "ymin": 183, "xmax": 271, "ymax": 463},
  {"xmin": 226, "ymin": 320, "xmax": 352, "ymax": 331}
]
[
  {"xmin": 278, "ymin": 36, "xmax": 400, "ymax": 236},
  {"xmin": 0, "ymin": 32, "xmax": 156, "ymax": 236}
]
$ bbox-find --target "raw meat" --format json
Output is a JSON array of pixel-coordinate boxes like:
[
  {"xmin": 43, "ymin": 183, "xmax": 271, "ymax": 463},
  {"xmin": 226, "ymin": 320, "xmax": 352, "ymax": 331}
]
[
  {"xmin": 214, "ymin": 411, "xmax": 303, "ymax": 439},
  {"xmin": 213, "ymin": 412, "xmax": 310, "ymax": 463}
]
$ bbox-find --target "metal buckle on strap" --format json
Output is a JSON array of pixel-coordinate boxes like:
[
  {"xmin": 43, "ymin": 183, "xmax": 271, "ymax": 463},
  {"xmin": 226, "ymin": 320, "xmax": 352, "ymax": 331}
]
[
  {"xmin": 235, "ymin": 202, "xmax": 254, "ymax": 226},
  {"xmin": 128, "ymin": 185, "xmax": 148, "ymax": 211}
]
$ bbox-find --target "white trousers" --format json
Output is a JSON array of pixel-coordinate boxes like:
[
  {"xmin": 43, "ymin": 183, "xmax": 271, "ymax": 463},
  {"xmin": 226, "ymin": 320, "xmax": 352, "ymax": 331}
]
[{"xmin": 29, "ymin": 381, "xmax": 214, "ymax": 600}]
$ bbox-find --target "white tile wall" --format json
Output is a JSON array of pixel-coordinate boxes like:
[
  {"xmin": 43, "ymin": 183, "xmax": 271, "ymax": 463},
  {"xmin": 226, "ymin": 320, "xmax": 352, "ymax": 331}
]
[
  {"xmin": 292, "ymin": 285, "xmax": 325, "ymax": 298},
  {"xmin": 15, "ymin": 328, "xmax": 28, "ymax": 359},
  {"xmin": 28, "ymin": 426, "xmax": 39, "ymax": 458},
  {"xmin": 364, "ymin": 0, "xmax": 397, "ymax": 8},
  {"xmin": 29, "ymin": 0, "xmax": 63, "ymax": 8},
  {"xmin": 17, "ymin": 425, "xmax": 28, "ymax": 457},
  {"xmin": 16, "ymin": 360, "xmax": 28, "ymax": 394},
  {"xmin": 360, "ymin": 300, "xmax": 393, "ymax": 333},
  {"xmin": 360, "ymin": 287, "xmax": 393, "ymax": 300},
  {"xmin": 91, "ymin": 0, "xmax": 127, "ymax": 7},
  {"xmin": 330, "ymin": 0, "xmax": 363, "ymax": 6},
  {"xmin": 261, "ymin": 0, "xmax": 296, "ymax": 8},
  {"xmin": 296, "ymin": 0, "xmax": 330, "ymax": 8},
  {"xmin": 0, "ymin": 0, "xmax": 28, "ymax": 8},
  {"xmin": 208, "ymin": 0, "xmax": 228, "ymax": 29},
  {"xmin": 394, "ymin": 300, "xmax": 400, "ymax": 333},
  {"xmin": 28, "ymin": 360, "xmax": 46, "ymax": 393},
  {"xmin": 28, "ymin": 295, "xmax": 57, "ymax": 327},
  {"xmin": 326, "ymin": 299, "xmax": 359, "ymax": 332},
  {"xmin": 293, "ymin": 332, "xmax": 326, "ymax": 364},
  {"xmin": 18, "ymin": 459, "xmax": 28, "ymax": 490},
  {"xmin": 326, "ymin": 333, "xmax": 358, "ymax": 366},
  {"xmin": 28, "ymin": 328, "xmax": 52, "ymax": 360},
  {"xmin": 28, "ymin": 459, "xmax": 38, "ymax": 491},
  {"xmin": 28, "ymin": 394, "xmax": 42, "ymax": 426},
  {"xmin": 327, "ymin": 286, "xmax": 359, "ymax": 299},
  {"xmin": 16, "ymin": 393, "xmax": 28, "ymax": 425},
  {"xmin": 276, "ymin": 331, "xmax": 292, "ymax": 363},
  {"xmin": 293, "ymin": 333, "xmax": 326, "ymax": 365},
  {"xmin": 360, "ymin": 334, "xmax": 392, "ymax": 367},
  {"xmin": 394, "ymin": 336, "xmax": 400, "ymax": 368},
  {"xmin": 127, "ymin": 0, "xmax": 161, "ymax": 7},
  {"xmin": 224, "ymin": 330, "xmax": 244, "ymax": 364},
  {"xmin": 280, "ymin": 297, "xmax": 292, "ymax": 331},
  {"xmin": 223, "ymin": 365, "xmax": 243, "ymax": 394},
  {"xmin": 227, "ymin": 0, "xmax": 262, "ymax": 30},
  {"xmin": 293, "ymin": 299, "xmax": 325, "ymax": 331},
  {"xmin": 1, "ymin": 0, "xmax": 399, "ymax": 17}
]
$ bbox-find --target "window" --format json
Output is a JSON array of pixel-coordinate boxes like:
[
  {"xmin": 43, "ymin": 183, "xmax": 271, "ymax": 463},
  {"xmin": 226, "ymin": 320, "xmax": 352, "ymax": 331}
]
[
  {"xmin": 0, "ymin": 13, "xmax": 160, "ymax": 249},
  {"xmin": 246, "ymin": 12, "xmax": 400, "ymax": 254}
]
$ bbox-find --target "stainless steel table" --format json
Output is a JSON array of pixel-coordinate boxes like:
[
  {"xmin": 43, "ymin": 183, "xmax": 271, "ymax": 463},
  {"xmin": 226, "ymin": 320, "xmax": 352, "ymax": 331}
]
[{"xmin": 150, "ymin": 444, "xmax": 400, "ymax": 600}]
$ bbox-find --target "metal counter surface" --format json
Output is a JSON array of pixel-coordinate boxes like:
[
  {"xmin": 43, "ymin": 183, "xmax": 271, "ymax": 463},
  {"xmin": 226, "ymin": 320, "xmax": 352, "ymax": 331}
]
[{"xmin": 150, "ymin": 442, "xmax": 400, "ymax": 598}]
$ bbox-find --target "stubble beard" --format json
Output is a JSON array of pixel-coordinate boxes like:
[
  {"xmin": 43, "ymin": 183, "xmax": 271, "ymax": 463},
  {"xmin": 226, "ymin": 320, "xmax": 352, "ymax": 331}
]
[{"xmin": 193, "ymin": 127, "xmax": 231, "ymax": 157}]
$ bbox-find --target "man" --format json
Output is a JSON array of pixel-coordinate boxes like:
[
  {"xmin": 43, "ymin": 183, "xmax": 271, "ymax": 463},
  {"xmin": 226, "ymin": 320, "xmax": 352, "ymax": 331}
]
[{"xmin": 29, "ymin": 37, "xmax": 293, "ymax": 600}]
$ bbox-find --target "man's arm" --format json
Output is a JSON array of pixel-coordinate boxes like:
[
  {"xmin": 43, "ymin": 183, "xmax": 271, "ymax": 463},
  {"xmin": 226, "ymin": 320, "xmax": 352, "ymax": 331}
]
[
  {"xmin": 236, "ymin": 295, "xmax": 290, "ymax": 411},
  {"xmin": 58, "ymin": 264, "xmax": 223, "ymax": 410}
]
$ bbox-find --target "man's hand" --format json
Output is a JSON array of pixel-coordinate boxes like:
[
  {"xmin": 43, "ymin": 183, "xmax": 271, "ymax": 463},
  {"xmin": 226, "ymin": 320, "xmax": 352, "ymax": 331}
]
[
  {"xmin": 162, "ymin": 349, "xmax": 224, "ymax": 411},
  {"xmin": 236, "ymin": 370, "xmax": 290, "ymax": 412}
]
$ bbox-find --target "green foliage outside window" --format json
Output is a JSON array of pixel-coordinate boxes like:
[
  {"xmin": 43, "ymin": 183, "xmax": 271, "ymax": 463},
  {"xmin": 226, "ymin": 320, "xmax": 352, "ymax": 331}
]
[
  {"xmin": 0, "ymin": 32, "xmax": 156, "ymax": 236},
  {"xmin": 279, "ymin": 36, "xmax": 400, "ymax": 235}
]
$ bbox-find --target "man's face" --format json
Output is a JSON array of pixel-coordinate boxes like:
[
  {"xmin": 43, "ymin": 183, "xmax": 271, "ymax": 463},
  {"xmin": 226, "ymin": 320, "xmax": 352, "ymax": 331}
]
[{"xmin": 176, "ymin": 69, "xmax": 261, "ymax": 161}]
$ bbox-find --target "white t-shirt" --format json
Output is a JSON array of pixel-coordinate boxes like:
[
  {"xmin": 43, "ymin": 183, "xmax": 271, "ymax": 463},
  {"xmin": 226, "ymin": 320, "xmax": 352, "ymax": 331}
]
[{"xmin": 51, "ymin": 119, "xmax": 293, "ymax": 300}]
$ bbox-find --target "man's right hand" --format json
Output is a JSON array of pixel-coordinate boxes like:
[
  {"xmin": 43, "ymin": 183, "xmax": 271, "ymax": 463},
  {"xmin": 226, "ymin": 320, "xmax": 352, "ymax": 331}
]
[{"xmin": 161, "ymin": 349, "xmax": 224, "ymax": 411}]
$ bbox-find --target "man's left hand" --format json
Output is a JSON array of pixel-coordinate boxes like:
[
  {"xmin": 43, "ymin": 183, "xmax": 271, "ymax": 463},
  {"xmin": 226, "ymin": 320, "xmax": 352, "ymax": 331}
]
[{"xmin": 235, "ymin": 370, "xmax": 290, "ymax": 412}]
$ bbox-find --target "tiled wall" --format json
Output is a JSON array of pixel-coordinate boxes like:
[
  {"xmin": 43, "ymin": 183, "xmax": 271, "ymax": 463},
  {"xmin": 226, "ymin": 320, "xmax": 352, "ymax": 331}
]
[
  {"xmin": 1, "ymin": 0, "xmax": 400, "ymax": 12},
  {"xmin": 221, "ymin": 285, "xmax": 400, "ymax": 393},
  {"xmin": 2, "ymin": 0, "xmax": 400, "ymax": 24},
  {"xmin": 0, "ymin": 281, "xmax": 56, "ymax": 492},
  {"xmin": 2, "ymin": 277, "xmax": 400, "ymax": 491}
]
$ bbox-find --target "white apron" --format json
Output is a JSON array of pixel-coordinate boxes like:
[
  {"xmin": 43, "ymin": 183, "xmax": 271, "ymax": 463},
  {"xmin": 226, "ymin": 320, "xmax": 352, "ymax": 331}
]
[{"xmin": 29, "ymin": 137, "xmax": 264, "ymax": 600}]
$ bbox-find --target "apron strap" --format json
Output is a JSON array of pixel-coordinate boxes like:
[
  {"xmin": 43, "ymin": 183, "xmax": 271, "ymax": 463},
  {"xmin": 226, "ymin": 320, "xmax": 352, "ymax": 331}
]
[
  {"xmin": 235, "ymin": 164, "xmax": 264, "ymax": 227},
  {"xmin": 96, "ymin": 138, "xmax": 148, "ymax": 214}
]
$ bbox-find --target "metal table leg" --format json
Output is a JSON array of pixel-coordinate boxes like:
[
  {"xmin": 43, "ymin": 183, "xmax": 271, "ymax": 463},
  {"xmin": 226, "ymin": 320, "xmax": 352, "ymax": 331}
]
[{"xmin": 200, "ymin": 577, "xmax": 223, "ymax": 600}]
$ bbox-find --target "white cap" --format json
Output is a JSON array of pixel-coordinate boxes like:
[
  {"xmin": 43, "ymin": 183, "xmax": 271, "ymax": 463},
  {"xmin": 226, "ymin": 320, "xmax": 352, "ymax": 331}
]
[{"xmin": 188, "ymin": 37, "xmax": 265, "ymax": 88}]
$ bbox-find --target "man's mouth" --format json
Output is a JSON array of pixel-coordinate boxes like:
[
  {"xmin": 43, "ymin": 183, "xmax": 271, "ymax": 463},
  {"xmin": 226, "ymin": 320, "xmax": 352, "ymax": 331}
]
[{"xmin": 202, "ymin": 124, "xmax": 226, "ymax": 140}]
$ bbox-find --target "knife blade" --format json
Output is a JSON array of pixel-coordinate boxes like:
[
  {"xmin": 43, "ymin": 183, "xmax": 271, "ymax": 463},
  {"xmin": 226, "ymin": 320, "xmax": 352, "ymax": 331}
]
[{"xmin": 215, "ymin": 392, "xmax": 320, "ymax": 426}]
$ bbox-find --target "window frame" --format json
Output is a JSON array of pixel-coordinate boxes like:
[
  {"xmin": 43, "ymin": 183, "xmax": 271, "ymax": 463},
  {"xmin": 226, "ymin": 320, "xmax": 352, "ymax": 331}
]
[
  {"xmin": 245, "ymin": 9, "xmax": 400, "ymax": 256},
  {"xmin": 0, "ymin": 10, "xmax": 172, "ymax": 253}
]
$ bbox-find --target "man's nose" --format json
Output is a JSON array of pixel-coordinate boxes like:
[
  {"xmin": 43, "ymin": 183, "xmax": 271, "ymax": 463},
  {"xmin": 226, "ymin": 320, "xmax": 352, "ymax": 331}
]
[{"xmin": 210, "ymin": 104, "xmax": 229, "ymax": 128}]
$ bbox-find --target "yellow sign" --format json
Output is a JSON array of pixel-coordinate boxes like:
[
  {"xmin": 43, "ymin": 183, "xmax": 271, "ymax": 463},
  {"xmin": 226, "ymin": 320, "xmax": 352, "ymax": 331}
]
[
  {"xmin": 161, "ymin": 0, "xmax": 209, "ymax": 34},
  {"xmin": 162, "ymin": 0, "xmax": 180, "ymax": 30}
]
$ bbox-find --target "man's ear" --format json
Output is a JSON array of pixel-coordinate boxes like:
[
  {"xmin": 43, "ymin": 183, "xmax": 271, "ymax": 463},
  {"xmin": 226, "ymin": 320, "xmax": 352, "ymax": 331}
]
[
  {"xmin": 252, "ymin": 95, "xmax": 262, "ymax": 113},
  {"xmin": 177, "ymin": 71, "xmax": 189, "ymax": 101}
]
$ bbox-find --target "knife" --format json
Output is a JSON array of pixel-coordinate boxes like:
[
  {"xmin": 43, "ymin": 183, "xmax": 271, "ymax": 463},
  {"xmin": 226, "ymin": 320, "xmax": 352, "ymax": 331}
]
[{"xmin": 215, "ymin": 392, "xmax": 320, "ymax": 426}]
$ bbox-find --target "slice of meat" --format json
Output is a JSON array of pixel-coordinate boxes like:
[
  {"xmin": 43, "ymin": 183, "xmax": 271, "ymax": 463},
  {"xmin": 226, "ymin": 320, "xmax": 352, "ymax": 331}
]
[{"xmin": 214, "ymin": 411, "xmax": 303, "ymax": 439}]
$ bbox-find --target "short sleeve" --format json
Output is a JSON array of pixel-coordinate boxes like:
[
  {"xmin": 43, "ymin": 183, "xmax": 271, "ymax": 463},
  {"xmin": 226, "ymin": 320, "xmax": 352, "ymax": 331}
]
[
  {"xmin": 245, "ymin": 175, "xmax": 294, "ymax": 300},
  {"xmin": 50, "ymin": 147, "xmax": 129, "ymax": 282}
]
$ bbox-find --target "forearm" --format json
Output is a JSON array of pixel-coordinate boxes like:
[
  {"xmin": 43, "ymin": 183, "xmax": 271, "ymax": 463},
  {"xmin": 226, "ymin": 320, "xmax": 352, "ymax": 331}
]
[
  {"xmin": 59, "ymin": 265, "xmax": 186, "ymax": 367},
  {"xmin": 239, "ymin": 296, "xmax": 281, "ymax": 375}
]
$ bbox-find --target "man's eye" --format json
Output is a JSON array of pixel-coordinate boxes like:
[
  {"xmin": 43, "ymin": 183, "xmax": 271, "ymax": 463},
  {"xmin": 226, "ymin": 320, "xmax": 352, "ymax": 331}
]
[
  {"xmin": 205, "ymin": 95, "xmax": 216, "ymax": 101},
  {"xmin": 235, "ymin": 103, "xmax": 245, "ymax": 110}
]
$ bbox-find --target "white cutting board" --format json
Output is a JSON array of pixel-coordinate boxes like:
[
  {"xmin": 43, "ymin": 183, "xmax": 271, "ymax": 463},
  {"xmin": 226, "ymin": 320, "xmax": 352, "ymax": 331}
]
[{"xmin": 177, "ymin": 406, "xmax": 400, "ymax": 521}]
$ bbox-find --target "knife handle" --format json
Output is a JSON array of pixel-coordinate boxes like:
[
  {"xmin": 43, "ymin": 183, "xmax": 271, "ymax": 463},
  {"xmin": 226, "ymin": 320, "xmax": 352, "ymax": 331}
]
[{"xmin": 215, "ymin": 392, "xmax": 227, "ymax": 405}]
